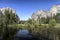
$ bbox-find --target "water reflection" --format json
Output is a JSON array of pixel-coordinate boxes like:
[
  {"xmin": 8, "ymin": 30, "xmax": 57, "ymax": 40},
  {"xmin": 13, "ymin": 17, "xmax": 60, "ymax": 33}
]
[
  {"xmin": 14, "ymin": 30, "xmax": 52, "ymax": 40},
  {"xmin": 15, "ymin": 30, "xmax": 30, "ymax": 37},
  {"xmin": 14, "ymin": 30, "xmax": 33, "ymax": 40}
]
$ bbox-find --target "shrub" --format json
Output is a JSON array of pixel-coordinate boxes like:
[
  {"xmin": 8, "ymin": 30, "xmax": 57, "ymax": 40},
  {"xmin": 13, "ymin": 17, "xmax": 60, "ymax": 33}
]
[{"xmin": 49, "ymin": 19, "xmax": 56, "ymax": 27}]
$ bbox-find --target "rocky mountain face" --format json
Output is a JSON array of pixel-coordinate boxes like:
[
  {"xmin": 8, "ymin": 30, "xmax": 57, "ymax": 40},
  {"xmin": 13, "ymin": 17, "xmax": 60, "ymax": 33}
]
[
  {"xmin": 31, "ymin": 5, "xmax": 60, "ymax": 20},
  {"xmin": 0, "ymin": 7, "xmax": 16, "ymax": 15},
  {"xmin": 31, "ymin": 10, "xmax": 48, "ymax": 20}
]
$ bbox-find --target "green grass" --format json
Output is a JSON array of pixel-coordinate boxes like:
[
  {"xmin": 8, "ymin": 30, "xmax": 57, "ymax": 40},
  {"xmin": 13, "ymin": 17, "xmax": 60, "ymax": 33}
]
[
  {"xmin": 55, "ymin": 23, "xmax": 60, "ymax": 28},
  {"xmin": 9, "ymin": 23, "xmax": 60, "ymax": 28},
  {"xmin": 41, "ymin": 23, "xmax": 60, "ymax": 28}
]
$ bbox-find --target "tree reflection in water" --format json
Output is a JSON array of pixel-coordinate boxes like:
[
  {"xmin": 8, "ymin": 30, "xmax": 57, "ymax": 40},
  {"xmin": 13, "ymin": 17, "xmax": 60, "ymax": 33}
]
[
  {"xmin": 14, "ymin": 30, "xmax": 40, "ymax": 40},
  {"xmin": 14, "ymin": 30, "xmax": 52, "ymax": 40}
]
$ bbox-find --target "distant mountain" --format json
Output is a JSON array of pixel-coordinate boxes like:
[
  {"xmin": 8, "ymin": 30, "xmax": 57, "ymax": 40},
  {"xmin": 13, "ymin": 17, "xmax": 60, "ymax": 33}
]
[
  {"xmin": 50, "ymin": 5, "xmax": 60, "ymax": 15},
  {"xmin": 31, "ymin": 5, "xmax": 60, "ymax": 20},
  {"xmin": 0, "ymin": 7, "xmax": 16, "ymax": 15},
  {"xmin": 31, "ymin": 10, "xmax": 47, "ymax": 20}
]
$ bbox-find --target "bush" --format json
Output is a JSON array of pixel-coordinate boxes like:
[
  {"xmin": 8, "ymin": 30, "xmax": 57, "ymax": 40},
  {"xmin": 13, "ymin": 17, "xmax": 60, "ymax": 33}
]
[{"xmin": 49, "ymin": 19, "xmax": 56, "ymax": 27}]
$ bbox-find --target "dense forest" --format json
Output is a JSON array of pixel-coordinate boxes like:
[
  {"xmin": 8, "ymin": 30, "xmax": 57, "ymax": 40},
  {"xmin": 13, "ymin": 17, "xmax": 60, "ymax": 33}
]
[{"xmin": 0, "ymin": 7, "xmax": 60, "ymax": 40}]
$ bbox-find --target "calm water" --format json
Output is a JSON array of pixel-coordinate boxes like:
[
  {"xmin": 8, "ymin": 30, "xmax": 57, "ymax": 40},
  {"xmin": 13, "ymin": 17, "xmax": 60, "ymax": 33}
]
[
  {"xmin": 14, "ymin": 30, "xmax": 51, "ymax": 40},
  {"xmin": 14, "ymin": 30, "xmax": 40, "ymax": 40}
]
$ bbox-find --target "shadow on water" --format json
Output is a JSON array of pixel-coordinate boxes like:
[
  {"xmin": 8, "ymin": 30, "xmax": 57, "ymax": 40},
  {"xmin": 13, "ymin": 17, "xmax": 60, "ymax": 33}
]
[{"xmin": 14, "ymin": 30, "xmax": 52, "ymax": 40}]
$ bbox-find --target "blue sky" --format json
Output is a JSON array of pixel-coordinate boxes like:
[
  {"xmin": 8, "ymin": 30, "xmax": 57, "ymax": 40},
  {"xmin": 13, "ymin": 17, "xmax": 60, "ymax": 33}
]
[{"xmin": 0, "ymin": 0, "xmax": 60, "ymax": 20}]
